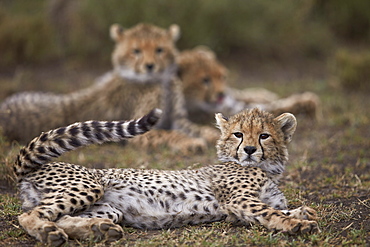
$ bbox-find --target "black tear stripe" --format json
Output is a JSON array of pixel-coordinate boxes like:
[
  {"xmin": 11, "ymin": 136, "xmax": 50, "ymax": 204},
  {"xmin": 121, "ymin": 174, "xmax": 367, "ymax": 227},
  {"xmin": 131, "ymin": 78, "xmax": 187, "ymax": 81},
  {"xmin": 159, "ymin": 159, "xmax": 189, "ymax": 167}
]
[
  {"xmin": 258, "ymin": 137, "xmax": 265, "ymax": 160},
  {"xmin": 235, "ymin": 136, "xmax": 243, "ymax": 160}
]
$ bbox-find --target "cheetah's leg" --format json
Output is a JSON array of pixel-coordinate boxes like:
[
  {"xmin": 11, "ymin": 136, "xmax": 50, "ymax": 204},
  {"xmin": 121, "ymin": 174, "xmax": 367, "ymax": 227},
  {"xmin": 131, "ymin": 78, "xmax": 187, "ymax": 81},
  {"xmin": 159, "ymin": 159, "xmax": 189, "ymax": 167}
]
[
  {"xmin": 282, "ymin": 206, "xmax": 318, "ymax": 221},
  {"xmin": 130, "ymin": 129, "xmax": 207, "ymax": 154},
  {"xmin": 260, "ymin": 92, "xmax": 321, "ymax": 120},
  {"xmin": 224, "ymin": 197, "xmax": 319, "ymax": 234},
  {"xmin": 19, "ymin": 183, "xmax": 105, "ymax": 245},
  {"xmin": 55, "ymin": 215, "xmax": 123, "ymax": 242},
  {"xmin": 226, "ymin": 87, "xmax": 279, "ymax": 104},
  {"xmin": 19, "ymin": 210, "xmax": 68, "ymax": 246},
  {"xmin": 55, "ymin": 202, "xmax": 125, "ymax": 241},
  {"xmin": 19, "ymin": 198, "xmax": 124, "ymax": 245},
  {"xmin": 260, "ymin": 183, "xmax": 288, "ymax": 210},
  {"xmin": 76, "ymin": 202, "xmax": 124, "ymax": 223}
]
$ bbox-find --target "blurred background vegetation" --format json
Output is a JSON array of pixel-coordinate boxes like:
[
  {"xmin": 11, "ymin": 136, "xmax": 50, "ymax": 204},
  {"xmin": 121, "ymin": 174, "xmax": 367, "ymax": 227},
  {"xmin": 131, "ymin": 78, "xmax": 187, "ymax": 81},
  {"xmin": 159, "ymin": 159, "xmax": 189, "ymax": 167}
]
[{"xmin": 0, "ymin": 0, "xmax": 369, "ymax": 89}]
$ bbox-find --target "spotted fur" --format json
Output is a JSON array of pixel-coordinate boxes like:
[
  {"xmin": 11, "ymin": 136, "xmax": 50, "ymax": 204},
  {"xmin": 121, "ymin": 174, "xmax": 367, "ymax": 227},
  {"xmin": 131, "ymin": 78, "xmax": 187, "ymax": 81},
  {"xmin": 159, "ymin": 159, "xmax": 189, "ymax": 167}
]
[
  {"xmin": 16, "ymin": 108, "xmax": 318, "ymax": 246},
  {"xmin": 215, "ymin": 108, "xmax": 297, "ymax": 182}
]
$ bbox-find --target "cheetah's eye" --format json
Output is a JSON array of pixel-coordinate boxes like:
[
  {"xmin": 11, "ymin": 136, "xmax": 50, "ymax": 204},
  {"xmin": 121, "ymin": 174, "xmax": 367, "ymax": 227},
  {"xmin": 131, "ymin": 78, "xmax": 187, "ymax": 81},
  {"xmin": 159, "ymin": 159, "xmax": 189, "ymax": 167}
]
[
  {"xmin": 133, "ymin": 48, "xmax": 141, "ymax": 55},
  {"xmin": 233, "ymin": 132, "xmax": 243, "ymax": 138},
  {"xmin": 156, "ymin": 47, "xmax": 163, "ymax": 54},
  {"xmin": 203, "ymin": 77, "xmax": 211, "ymax": 85},
  {"xmin": 260, "ymin": 133, "xmax": 270, "ymax": 140}
]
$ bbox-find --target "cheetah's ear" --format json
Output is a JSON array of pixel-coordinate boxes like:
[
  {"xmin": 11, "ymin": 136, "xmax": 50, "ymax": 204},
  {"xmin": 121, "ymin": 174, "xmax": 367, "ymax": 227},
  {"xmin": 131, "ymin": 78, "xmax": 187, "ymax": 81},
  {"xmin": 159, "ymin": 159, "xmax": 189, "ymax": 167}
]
[
  {"xmin": 169, "ymin": 24, "xmax": 181, "ymax": 42},
  {"xmin": 110, "ymin": 24, "xmax": 125, "ymax": 41},
  {"xmin": 274, "ymin": 113, "xmax": 297, "ymax": 144},
  {"xmin": 215, "ymin": 113, "xmax": 229, "ymax": 132},
  {"xmin": 194, "ymin": 46, "xmax": 216, "ymax": 60}
]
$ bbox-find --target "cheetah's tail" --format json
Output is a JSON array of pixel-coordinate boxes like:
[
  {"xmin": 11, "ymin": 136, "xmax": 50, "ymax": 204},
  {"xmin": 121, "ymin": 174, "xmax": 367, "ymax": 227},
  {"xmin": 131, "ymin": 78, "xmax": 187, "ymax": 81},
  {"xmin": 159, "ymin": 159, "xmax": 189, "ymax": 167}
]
[{"xmin": 14, "ymin": 108, "xmax": 162, "ymax": 179}]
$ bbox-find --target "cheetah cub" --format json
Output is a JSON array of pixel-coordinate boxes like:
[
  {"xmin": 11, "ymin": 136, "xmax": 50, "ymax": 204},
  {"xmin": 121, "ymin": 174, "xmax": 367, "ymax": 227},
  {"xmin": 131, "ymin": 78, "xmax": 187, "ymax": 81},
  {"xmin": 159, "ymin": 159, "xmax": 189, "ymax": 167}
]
[{"xmin": 15, "ymin": 108, "xmax": 318, "ymax": 246}]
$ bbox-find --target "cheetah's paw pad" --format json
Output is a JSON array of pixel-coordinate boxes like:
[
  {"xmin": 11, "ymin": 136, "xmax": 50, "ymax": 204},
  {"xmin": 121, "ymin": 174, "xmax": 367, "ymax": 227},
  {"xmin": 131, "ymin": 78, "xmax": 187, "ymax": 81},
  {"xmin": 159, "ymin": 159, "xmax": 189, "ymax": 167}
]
[
  {"xmin": 91, "ymin": 219, "xmax": 124, "ymax": 242},
  {"xmin": 286, "ymin": 220, "xmax": 319, "ymax": 235},
  {"xmin": 42, "ymin": 224, "xmax": 68, "ymax": 246},
  {"xmin": 299, "ymin": 206, "xmax": 318, "ymax": 221}
]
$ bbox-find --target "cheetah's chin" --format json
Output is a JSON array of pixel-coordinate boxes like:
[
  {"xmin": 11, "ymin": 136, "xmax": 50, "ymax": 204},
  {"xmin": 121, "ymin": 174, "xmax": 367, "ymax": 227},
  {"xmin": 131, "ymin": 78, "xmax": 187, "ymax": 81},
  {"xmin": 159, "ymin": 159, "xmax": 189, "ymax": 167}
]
[{"xmin": 240, "ymin": 159, "xmax": 258, "ymax": 167}]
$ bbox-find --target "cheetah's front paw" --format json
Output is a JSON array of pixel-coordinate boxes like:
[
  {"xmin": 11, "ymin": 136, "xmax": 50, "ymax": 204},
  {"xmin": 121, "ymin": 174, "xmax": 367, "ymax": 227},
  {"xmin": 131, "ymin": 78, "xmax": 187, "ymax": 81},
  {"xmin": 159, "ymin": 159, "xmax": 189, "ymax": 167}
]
[
  {"xmin": 298, "ymin": 206, "xmax": 318, "ymax": 221},
  {"xmin": 90, "ymin": 219, "xmax": 124, "ymax": 242},
  {"xmin": 40, "ymin": 223, "xmax": 68, "ymax": 247},
  {"xmin": 283, "ymin": 206, "xmax": 318, "ymax": 221},
  {"xmin": 282, "ymin": 219, "xmax": 319, "ymax": 235}
]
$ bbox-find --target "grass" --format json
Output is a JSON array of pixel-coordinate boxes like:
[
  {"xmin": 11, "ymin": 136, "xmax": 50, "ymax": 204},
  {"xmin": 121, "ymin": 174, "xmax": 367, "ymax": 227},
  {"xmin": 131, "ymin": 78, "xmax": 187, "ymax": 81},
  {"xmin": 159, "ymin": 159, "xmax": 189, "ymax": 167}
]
[{"xmin": 0, "ymin": 55, "xmax": 369, "ymax": 246}]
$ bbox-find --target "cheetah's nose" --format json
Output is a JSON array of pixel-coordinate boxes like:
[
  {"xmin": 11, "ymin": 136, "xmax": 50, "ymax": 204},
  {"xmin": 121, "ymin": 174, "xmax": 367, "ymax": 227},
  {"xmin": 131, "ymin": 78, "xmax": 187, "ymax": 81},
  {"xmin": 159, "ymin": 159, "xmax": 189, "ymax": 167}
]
[
  {"xmin": 146, "ymin": 63, "xmax": 155, "ymax": 72},
  {"xmin": 244, "ymin": 146, "xmax": 257, "ymax": 155},
  {"xmin": 217, "ymin": 92, "xmax": 225, "ymax": 103}
]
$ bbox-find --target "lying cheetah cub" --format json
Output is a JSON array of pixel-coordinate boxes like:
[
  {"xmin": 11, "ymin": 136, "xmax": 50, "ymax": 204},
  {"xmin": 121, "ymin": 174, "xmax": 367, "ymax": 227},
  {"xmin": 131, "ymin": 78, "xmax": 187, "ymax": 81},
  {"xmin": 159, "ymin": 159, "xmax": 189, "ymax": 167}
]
[{"xmin": 15, "ymin": 108, "xmax": 318, "ymax": 246}]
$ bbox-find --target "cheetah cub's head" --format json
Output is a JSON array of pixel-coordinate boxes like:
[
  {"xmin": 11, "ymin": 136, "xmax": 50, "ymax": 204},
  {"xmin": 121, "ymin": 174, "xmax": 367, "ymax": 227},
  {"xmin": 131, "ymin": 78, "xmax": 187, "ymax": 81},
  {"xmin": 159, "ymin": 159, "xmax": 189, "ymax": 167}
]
[
  {"xmin": 110, "ymin": 23, "xmax": 180, "ymax": 83},
  {"xmin": 178, "ymin": 46, "xmax": 228, "ymax": 112},
  {"xmin": 216, "ymin": 108, "xmax": 297, "ymax": 177}
]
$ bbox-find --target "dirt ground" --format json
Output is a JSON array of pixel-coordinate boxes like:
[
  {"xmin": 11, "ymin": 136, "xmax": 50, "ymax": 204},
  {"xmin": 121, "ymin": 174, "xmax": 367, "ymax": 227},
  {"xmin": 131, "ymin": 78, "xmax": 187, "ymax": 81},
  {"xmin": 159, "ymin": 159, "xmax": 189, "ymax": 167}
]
[{"xmin": 0, "ymin": 57, "xmax": 369, "ymax": 246}]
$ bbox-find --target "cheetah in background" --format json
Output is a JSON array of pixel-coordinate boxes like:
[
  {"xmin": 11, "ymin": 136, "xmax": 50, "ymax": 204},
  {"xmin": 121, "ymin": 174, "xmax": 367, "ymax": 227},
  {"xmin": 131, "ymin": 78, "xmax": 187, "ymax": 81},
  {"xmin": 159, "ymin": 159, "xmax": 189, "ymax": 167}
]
[
  {"xmin": 0, "ymin": 23, "xmax": 218, "ymax": 153},
  {"xmin": 178, "ymin": 46, "xmax": 321, "ymax": 123},
  {"xmin": 15, "ymin": 108, "xmax": 318, "ymax": 246}
]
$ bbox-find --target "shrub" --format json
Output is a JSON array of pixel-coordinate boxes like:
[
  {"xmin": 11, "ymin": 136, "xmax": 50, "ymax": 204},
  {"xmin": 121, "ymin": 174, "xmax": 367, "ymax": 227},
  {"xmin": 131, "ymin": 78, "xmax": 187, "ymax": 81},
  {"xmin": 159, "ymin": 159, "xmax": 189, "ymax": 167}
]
[{"xmin": 332, "ymin": 49, "xmax": 370, "ymax": 91}]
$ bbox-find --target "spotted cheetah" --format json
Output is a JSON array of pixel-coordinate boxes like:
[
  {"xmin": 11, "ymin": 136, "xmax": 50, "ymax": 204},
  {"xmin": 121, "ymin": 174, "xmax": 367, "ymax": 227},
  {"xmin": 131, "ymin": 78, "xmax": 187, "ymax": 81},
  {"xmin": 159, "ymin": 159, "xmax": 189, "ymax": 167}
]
[{"xmin": 15, "ymin": 108, "xmax": 319, "ymax": 246}]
